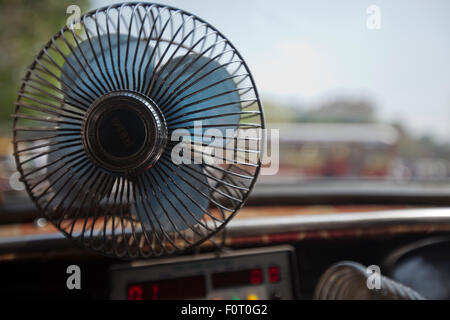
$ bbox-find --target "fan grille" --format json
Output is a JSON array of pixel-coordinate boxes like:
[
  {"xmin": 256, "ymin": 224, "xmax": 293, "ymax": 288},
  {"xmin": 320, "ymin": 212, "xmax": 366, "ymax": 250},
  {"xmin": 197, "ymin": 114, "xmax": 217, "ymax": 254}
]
[{"xmin": 12, "ymin": 2, "xmax": 264, "ymax": 259}]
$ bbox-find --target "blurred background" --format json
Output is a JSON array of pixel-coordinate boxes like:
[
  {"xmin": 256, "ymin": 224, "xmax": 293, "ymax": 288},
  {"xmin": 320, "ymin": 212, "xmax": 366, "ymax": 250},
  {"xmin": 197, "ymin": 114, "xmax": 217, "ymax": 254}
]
[{"xmin": 1, "ymin": 0, "xmax": 450, "ymax": 205}]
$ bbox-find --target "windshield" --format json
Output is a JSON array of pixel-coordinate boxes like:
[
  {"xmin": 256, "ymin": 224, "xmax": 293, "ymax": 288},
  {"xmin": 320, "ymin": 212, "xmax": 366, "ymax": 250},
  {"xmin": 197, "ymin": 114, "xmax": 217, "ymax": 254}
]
[
  {"xmin": 1, "ymin": 0, "xmax": 450, "ymax": 203},
  {"xmin": 252, "ymin": 0, "xmax": 450, "ymax": 188}
]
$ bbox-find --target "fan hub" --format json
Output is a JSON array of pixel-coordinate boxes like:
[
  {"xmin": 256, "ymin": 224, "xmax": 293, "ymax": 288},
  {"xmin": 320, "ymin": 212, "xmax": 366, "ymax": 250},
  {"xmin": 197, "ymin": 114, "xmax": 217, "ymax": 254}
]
[{"xmin": 82, "ymin": 91, "xmax": 167, "ymax": 176}]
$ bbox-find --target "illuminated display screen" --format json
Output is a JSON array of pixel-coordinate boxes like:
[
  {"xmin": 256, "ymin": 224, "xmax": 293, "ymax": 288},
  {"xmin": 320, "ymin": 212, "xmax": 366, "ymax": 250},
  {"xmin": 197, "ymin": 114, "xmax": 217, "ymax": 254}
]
[
  {"xmin": 211, "ymin": 268, "xmax": 263, "ymax": 289},
  {"xmin": 128, "ymin": 275, "xmax": 206, "ymax": 300}
]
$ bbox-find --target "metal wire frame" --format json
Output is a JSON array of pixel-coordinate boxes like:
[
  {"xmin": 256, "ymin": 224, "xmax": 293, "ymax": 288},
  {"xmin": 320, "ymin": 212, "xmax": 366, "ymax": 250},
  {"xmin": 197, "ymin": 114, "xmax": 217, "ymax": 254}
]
[
  {"xmin": 313, "ymin": 261, "xmax": 425, "ymax": 300},
  {"xmin": 12, "ymin": 2, "xmax": 265, "ymax": 259}
]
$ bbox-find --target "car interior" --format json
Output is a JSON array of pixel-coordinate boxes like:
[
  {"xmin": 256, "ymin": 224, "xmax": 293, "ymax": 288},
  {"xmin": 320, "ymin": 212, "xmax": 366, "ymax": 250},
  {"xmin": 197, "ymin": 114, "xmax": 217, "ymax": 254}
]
[{"xmin": 1, "ymin": 0, "xmax": 450, "ymax": 301}]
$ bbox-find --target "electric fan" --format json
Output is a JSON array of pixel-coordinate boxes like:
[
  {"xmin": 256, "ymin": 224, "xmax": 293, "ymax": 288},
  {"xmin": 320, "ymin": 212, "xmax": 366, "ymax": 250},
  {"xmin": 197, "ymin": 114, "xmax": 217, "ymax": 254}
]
[{"xmin": 12, "ymin": 2, "xmax": 264, "ymax": 259}]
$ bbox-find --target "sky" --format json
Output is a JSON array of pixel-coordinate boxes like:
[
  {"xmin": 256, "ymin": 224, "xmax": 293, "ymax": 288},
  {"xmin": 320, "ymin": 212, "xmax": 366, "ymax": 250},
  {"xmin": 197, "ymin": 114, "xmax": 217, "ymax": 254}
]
[{"xmin": 90, "ymin": 0, "xmax": 450, "ymax": 142}]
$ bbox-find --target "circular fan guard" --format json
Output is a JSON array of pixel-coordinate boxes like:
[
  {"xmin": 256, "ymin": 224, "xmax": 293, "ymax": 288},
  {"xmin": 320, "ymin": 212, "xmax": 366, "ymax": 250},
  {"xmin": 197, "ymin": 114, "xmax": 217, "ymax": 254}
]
[{"xmin": 12, "ymin": 3, "xmax": 264, "ymax": 259}]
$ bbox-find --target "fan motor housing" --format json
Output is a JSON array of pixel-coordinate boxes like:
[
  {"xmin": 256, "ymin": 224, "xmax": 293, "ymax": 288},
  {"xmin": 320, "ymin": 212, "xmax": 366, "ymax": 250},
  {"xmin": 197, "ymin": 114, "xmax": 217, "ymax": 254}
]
[{"xmin": 82, "ymin": 91, "xmax": 167, "ymax": 176}]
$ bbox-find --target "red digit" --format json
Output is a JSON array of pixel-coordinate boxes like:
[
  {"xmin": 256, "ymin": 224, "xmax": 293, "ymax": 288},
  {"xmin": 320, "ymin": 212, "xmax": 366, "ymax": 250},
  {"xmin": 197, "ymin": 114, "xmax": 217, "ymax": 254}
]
[
  {"xmin": 128, "ymin": 285, "xmax": 143, "ymax": 300},
  {"xmin": 250, "ymin": 269, "xmax": 262, "ymax": 285},
  {"xmin": 269, "ymin": 266, "xmax": 280, "ymax": 283},
  {"xmin": 152, "ymin": 284, "xmax": 159, "ymax": 300}
]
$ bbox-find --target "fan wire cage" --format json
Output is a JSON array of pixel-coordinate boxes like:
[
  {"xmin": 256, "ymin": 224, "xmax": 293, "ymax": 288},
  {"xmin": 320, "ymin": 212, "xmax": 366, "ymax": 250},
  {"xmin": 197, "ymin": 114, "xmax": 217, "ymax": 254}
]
[{"xmin": 12, "ymin": 2, "xmax": 264, "ymax": 259}]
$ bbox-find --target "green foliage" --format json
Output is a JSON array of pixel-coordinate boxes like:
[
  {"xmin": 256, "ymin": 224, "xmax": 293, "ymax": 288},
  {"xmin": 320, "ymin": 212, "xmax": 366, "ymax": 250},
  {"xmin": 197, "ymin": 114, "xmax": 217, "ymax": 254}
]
[
  {"xmin": 262, "ymin": 100, "xmax": 300, "ymax": 124},
  {"xmin": 301, "ymin": 99, "xmax": 376, "ymax": 123},
  {"xmin": 0, "ymin": 0, "xmax": 89, "ymax": 131}
]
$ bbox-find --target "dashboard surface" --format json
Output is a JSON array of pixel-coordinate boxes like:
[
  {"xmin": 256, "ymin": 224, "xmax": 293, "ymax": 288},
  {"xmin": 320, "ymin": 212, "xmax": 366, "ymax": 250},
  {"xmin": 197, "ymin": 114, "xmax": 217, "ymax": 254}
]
[{"xmin": 1, "ymin": 205, "xmax": 450, "ymax": 299}]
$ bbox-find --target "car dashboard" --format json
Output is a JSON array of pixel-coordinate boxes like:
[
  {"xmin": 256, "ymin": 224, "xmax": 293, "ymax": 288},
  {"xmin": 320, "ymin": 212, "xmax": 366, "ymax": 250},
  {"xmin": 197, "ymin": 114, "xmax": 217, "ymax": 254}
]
[{"xmin": 1, "ymin": 203, "xmax": 450, "ymax": 300}]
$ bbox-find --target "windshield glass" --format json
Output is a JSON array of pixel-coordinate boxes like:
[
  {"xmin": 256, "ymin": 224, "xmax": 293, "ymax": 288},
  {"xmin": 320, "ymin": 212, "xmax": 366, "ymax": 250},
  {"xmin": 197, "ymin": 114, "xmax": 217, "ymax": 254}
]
[
  {"xmin": 1, "ymin": 0, "xmax": 450, "ymax": 203},
  {"xmin": 164, "ymin": 0, "xmax": 450, "ymax": 187},
  {"xmin": 251, "ymin": 0, "xmax": 450, "ymax": 187}
]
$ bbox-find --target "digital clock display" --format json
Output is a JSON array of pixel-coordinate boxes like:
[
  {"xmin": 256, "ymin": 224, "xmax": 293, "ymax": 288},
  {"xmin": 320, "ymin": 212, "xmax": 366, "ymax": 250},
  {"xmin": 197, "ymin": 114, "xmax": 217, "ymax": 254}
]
[
  {"xmin": 211, "ymin": 268, "xmax": 263, "ymax": 289},
  {"xmin": 128, "ymin": 275, "xmax": 206, "ymax": 300}
]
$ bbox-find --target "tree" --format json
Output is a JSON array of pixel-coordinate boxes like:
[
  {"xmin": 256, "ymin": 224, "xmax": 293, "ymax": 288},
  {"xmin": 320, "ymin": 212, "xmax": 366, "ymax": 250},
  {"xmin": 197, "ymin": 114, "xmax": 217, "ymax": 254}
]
[
  {"xmin": 303, "ymin": 99, "xmax": 377, "ymax": 123},
  {"xmin": 0, "ymin": 0, "xmax": 89, "ymax": 131}
]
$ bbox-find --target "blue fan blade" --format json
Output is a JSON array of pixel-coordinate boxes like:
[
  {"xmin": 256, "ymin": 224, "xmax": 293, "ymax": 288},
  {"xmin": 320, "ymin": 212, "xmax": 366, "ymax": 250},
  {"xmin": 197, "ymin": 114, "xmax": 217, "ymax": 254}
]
[
  {"xmin": 133, "ymin": 163, "xmax": 210, "ymax": 233},
  {"xmin": 48, "ymin": 36, "xmax": 155, "ymax": 208},
  {"xmin": 156, "ymin": 54, "xmax": 241, "ymax": 144},
  {"xmin": 60, "ymin": 34, "xmax": 155, "ymax": 103}
]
